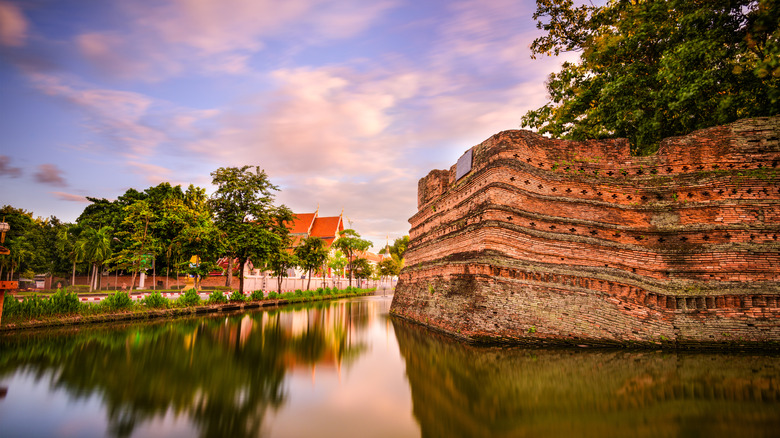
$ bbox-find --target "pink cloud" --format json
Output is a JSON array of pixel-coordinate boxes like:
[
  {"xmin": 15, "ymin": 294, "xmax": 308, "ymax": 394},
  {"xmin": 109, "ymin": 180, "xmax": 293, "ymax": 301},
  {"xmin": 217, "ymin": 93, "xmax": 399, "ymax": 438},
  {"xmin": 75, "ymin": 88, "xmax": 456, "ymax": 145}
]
[
  {"xmin": 34, "ymin": 163, "xmax": 67, "ymax": 186},
  {"xmin": 0, "ymin": 155, "xmax": 22, "ymax": 177},
  {"xmin": 0, "ymin": 1, "xmax": 27, "ymax": 47},
  {"xmin": 51, "ymin": 192, "xmax": 89, "ymax": 202}
]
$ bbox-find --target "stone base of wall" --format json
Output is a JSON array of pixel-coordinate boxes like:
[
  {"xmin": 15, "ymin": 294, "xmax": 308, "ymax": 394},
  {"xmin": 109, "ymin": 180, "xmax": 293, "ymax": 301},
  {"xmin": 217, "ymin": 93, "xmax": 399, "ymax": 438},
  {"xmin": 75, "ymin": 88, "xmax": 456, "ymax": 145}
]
[{"xmin": 391, "ymin": 251, "xmax": 780, "ymax": 348}]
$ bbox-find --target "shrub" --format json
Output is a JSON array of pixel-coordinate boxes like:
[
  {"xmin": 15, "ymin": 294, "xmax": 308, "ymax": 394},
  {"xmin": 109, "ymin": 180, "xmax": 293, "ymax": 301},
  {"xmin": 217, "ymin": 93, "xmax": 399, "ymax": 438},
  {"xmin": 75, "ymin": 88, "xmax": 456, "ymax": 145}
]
[
  {"xmin": 316, "ymin": 287, "xmax": 324, "ymax": 295},
  {"xmin": 228, "ymin": 290, "xmax": 246, "ymax": 302},
  {"xmin": 250, "ymin": 290, "xmax": 264, "ymax": 301},
  {"xmin": 207, "ymin": 290, "xmax": 228, "ymax": 304},
  {"xmin": 141, "ymin": 291, "xmax": 169, "ymax": 309},
  {"xmin": 177, "ymin": 288, "xmax": 202, "ymax": 307},
  {"xmin": 101, "ymin": 292, "xmax": 133, "ymax": 312},
  {"xmin": 267, "ymin": 291, "xmax": 279, "ymax": 300},
  {"xmin": 49, "ymin": 289, "xmax": 82, "ymax": 314}
]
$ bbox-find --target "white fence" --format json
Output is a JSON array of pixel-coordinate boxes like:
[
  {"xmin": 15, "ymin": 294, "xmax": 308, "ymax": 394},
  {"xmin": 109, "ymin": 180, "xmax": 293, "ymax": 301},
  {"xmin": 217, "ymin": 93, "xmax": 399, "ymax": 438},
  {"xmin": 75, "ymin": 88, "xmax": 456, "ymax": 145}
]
[{"xmin": 239, "ymin": 276, "xmax": 397, "ymax": 293}]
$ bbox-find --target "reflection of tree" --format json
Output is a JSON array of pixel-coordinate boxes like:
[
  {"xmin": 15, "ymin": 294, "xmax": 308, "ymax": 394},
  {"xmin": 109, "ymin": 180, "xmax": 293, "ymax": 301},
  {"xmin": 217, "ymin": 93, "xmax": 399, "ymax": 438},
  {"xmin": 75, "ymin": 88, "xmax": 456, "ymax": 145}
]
[
  {"xmin": 0, "ymin": 299, "xmax": 374, "ymax": 438},
  {"xmin": 392, "ymin": 318, "xmax": 780, "ymax": 438}
]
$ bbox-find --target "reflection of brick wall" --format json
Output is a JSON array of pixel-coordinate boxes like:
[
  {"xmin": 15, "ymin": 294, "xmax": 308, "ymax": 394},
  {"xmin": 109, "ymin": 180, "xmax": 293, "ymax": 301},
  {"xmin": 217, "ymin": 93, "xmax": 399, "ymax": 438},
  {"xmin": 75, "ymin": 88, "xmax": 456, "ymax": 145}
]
[{"xmin": 392, "ymin": 116, "xmax": 780, "ymax": 346}]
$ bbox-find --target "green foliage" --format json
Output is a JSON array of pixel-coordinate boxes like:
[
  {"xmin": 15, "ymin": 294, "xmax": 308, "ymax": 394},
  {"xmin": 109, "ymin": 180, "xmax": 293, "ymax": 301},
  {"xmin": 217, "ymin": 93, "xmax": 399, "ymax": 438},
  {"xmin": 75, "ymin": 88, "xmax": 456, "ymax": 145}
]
[
  {"xmin": 177, "ymin": 288, "xmax": 202, "ymax": 307},
  {"xmin": 267, "ymin": 291, "xmax": 280, "ymax": 300},
  {"xmin": 351, "ymin": 258, "xmax": 373, "ymax": 280},
  {"xmin": 250, "ymin": 290, "xmax": 265, "ymax": 301},
  {"xmin": 294, "ymin": 236, "xmax": 329, "ymax": 290},
  {"xmin": 209, "ymin": 166, "xmax": 295, "ymax": 294},
  {"xmin": 523, "ymin": 0, "xmax": 780, "ymax": 155},
  {"xmin": 228, "ymin": 289, "xmax": 247, "ymax": 302},
  {"xmin": 141, "ymin": 291, "xmax": 169, "ymax": 309},
  {"xmin": 49, "ymin": 289, "xmax": 82, "ymax": 314},
  {"xmin": 100, "ymin": 292, "xmax": 133, "ymax": 312},
  {"xmin": 332, "ymin": 229, "xmax": 372, "ymax": 287},
  {"xmin": 207, "ymin": 290, "xmax": 228, "ymax": 304}
]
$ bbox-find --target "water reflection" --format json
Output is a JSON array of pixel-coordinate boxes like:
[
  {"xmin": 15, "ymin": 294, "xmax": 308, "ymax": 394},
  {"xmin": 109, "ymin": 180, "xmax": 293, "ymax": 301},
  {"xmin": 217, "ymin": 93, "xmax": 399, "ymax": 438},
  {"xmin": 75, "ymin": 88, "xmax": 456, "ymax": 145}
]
[
  {"xmin": 0, "ymin": 300, "xmax": 376, "ymax": 438},
  {"xmin": 392, "ymin": 318, "xmax": 780, "ymax": 438}
]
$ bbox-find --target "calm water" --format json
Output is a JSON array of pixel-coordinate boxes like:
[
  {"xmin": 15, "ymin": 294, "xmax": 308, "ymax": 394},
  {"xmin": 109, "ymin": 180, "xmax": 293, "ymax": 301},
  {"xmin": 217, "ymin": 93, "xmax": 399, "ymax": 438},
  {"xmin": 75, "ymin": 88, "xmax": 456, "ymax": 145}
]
[{"xmin": 0, "ymin": 295, "xmax": 778, "ymax": 438}]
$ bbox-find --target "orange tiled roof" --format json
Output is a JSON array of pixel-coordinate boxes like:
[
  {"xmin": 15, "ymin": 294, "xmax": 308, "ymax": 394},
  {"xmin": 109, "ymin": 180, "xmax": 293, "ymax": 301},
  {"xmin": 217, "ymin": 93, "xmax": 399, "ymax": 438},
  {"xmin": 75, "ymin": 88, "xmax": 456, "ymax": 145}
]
[
  {"xmin": 288, "ymin": 212, "xmax": 317, "ymax": 235},
  {"xmin": 310, "ymin": 215, "xmax": 343, "ymax": 240}
]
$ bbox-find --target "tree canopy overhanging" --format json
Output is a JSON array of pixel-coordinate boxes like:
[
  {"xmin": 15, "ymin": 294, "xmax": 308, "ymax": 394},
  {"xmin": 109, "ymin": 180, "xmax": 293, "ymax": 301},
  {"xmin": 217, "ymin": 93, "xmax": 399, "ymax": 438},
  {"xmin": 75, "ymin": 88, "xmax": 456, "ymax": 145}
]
[{"xmin": 522, "ymin": 0, "xmax": 780, "ymax": 155}]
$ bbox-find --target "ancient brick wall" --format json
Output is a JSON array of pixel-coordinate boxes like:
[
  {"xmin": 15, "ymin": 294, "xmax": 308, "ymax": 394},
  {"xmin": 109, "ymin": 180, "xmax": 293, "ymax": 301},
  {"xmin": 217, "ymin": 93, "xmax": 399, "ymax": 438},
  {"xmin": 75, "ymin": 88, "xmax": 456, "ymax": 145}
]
[{"xmin": 391, "ymin": 116, "xmax": 780, "ymax": 347}]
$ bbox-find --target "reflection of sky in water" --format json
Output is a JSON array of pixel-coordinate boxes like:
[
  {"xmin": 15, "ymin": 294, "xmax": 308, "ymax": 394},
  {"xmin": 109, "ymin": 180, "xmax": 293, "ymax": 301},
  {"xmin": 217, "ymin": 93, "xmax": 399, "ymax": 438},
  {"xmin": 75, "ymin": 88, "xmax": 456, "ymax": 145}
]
[
  {"xmin": 2, "ymin": 295, "xmax": 779, "ymax": 438},
  {"xmin": 0, "ymin": 371, "xmax": 195, "ymax": 438},
  {"xmin": 269, "ymin": 309, "xmax": 417, "ymax": 438}
]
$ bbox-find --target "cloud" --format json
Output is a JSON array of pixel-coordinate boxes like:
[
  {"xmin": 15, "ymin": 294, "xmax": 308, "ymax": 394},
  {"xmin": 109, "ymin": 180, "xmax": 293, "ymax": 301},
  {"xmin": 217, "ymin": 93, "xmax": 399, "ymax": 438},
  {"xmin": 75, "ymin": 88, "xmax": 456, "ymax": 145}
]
[
  {"xmin": 75, "ymin": 0, "xmax": 398, "ymax": 80},
  {"xmin": 34, "ymin": 163, "xmax": 67, "ymax": 186},
  {"xmin": 0, "ymin": 155, "xmax": 22, "ymax": 177},
  {"xmin": 51, "ymin": 191, "xmax": 89, "ymax": 202},
  {"xmin": 0, "ymin": 1, "xmax": 27, "ymax": 47}
]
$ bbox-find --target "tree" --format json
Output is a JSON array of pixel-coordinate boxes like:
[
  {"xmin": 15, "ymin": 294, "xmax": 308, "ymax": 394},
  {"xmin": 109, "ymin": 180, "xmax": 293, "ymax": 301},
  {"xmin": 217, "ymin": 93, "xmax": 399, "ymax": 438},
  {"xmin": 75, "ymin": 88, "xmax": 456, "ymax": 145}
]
[
  {"xmin": 331, "ymin": 229, "xmax": 372, "ymax": 288},
  {"xmin": 377, "ymin": 257, "xmax": 401, "ymax": 281},
  {"xmin": 209, "ymin": 166, "xmax": 294, "ymax": 294},
  {"xmin": 351, "ymin": 258, "xmax": 373, "ymax": 284},
  {"xmin": 57, "ymin": 225, "xmax": 84, "ymax": 287},
  {"xmin": 267, "ymin": 250, "xmax": 298, "ymax": 293},
  {"xmin": 327, "ymin": 250, "xmax": 347, "ymax": 284},
  {"xmin": 77, "ymin": 226, "xmax": 113, "ymax": 291},
  {"xmin": 294, "ymin": 236, "xmax": 329, "ymax": 291},
  {"xmin": 112, "ymin": 200, "xmax": 158, "ymax": 291},
  {"xmin": 522, "ymin": 0, "xmax": 780, "ymax": 155}
]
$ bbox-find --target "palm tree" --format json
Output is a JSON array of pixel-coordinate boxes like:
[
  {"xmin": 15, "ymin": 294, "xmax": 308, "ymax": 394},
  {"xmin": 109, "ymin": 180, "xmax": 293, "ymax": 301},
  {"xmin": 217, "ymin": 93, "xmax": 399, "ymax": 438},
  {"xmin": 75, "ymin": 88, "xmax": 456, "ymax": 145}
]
[
  {"xmin": 57, "ymin": 226, "xmax": 84, "ymax": 287},
  {"xmin": 78, "ymin": 226, "xmax": 114, "ymax": 291}
]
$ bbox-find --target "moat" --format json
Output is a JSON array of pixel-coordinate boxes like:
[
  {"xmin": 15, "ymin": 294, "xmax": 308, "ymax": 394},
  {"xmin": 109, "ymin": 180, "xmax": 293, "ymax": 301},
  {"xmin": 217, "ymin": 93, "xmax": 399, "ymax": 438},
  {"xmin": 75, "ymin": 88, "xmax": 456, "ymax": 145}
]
[{"xmin": 1, "ymin": 295, "xmax": 779, "ymax": 437}]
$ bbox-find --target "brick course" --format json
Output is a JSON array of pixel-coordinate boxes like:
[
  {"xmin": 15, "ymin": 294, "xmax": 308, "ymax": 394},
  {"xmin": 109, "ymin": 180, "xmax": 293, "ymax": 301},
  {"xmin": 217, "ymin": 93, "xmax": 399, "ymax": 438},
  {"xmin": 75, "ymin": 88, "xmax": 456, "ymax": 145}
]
[{"xmin": 391, "ymin": 116, "xmax": 780, "ymax": 347}]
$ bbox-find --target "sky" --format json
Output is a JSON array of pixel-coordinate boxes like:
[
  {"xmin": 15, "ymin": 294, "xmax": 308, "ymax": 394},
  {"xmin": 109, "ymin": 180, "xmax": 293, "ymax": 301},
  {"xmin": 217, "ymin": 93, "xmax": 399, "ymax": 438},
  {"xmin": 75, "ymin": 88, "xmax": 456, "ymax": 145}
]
[{"xmin": 0, "ymin": 0, "xmax": 573, "ymax": 249}]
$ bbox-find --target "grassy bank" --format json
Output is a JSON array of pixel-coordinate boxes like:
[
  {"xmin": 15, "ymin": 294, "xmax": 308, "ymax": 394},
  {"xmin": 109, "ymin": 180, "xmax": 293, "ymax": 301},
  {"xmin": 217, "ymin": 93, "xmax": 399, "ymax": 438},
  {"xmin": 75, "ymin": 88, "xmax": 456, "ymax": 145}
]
[{"xmin": 1, "ymin": 286, "xmax": 376, "ymax": 331}]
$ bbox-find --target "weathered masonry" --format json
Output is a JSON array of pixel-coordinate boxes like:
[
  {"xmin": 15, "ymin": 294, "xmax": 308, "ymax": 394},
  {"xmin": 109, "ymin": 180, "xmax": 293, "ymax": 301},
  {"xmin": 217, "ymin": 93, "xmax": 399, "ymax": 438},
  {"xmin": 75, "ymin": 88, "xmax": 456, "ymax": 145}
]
[{"xmin": 391, "ymin": 116, "xmax": 780, "ymax": 347}]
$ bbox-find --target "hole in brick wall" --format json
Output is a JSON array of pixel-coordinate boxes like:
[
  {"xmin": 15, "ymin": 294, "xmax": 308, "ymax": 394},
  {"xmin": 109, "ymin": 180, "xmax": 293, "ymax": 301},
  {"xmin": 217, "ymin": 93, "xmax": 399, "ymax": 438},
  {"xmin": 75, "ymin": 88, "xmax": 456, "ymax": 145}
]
[
  {"xmin": 658, "ymin": 237, "xmax": 665, "ymax": 242},
  {"xmin": 507, "ymin": 216, "xmax": 512, "ymax": 221},
  {"xmin": 747, "ymin": 188, "xmax": 753, "ymax": 194},
  {"xmin": 565, "ymin": 167, "xmax": 570, "ymax": 171},
  {"xmin": 718, "ymin": 189, "xmax": 724, "ymax": 194},
  {"xmin": 581, "ymin": 189, "xmax": 588, "ymax": 194},
  {"xmin": 713, "ymin": 164, "xmax": 720, "ymax": 169},
  {"xmin": 773, "ymin": 160, "xmax": 778, "ymax": 167},
  {"xmin": 702, "ymin": 191, "xmax": 710, "ymax": 196},
  {"xmin": 682, "ymin": 166, "xmax": 689, "ymax": 171},
  {"xmin": 552, "ymin": 187, "xmax": 558, "ymax": 192},
  {"xmin": 550, "ymin": 225, "xmax": 556, "ymax": 230},
  {"xmin": 687, "ymin": 192, "xmax": 693, "ymax": 198},
  {"xmin": 634, "ymin": 235, "xmax": 643, "ymax": 240},
  {"xmin": 524, "ymin": 180, "xmax": 530, "ymax": 184},
  {"xmin": 760, "ymin": 188, "xmax": 768, "ymax": 194},
  {"xmin": 529, "ymin": 222, "xmax": 536, "ymax": 227},
  {"xmin": 590, "ymin": 230, "xmax": 597, "ymax": 235},
  {"xmin": 731, "ymin": 188, "xmax": 737, "ymax": 194},
  {"xmin": 607, "ymin": 171, "xmax": 614, "ymax": 176},
  {"xmin": 627, "ymin": 195, "xmax": 633, "ymax": 200},
  {"xmin": 666, "ymin": 167, "xmax": 673, "ymax": 172},
  {"xmin": 613, "ymin": 232, "xmax": 621, "ymax": 237},
  {"xmin": 539, "ymin": 163, "xmax": 545, "ymax": 168},
  {"xmin": 632, "ymin": 268, "xmax": 636, "ymax": 273},
  {"xmin": 724, "ymin": 233, "xmax": 732, "ymax": 239},
  {"xmin": 728, "ymin": 163, "xmax": 735, "ymax": 168},
  {"xmin": 650, "ymin": 169, "xmax": 658, "ymax": 174},
  {"xmin": 612, "ymin": 194, "xmax": 618, "ymax": 198},
  {"xmin": 641, "ymin": 195, "xmax": 648, "ymax": 201},
  {"xmin": 513, "ymin": 153, "xmax": 519, "ymax": 158},
  {"xmin": 702, "ymin": 235, "xmax": 709, "ymax": 241},
  {"xmin": 758, "ymin": 163, "xmax": 764, "ymax": 168},
  {"xmin": 604, "ymin": 264, "xmax": 609, "ymax": 267},
  {"xmin": 597, "ymin": 191, "xmax": 603, "ymax": 196},
  {"xmin": 636, "ymin": 169, "xmax": 644, "ymax": 175},
  {"xmin": 526, "ymin": 158, "xmax": 532, "ymax": 163},
  {"xmin": 580, "ymin": 167, "xmax": 585, "ymax": 172},
  {"xmin": 566, "ymin": 188, "xmax": 573, "ymax": 193},
  {"xmin": 537, "ymin": 184, "xmax": 543, "ymax": 189},
  {"xmin": 680, "ymin": 236, "xmax": 688, "ymax": 242},
  {"xmin": 656, "ymin": 194, "xmax": 663, "ymax": 200},
  {"xmin": 569, "ymin": 228, "xmax": 576, "ymax": 232},
  {"xmin": 773, "ymin": 234, "xmax": 778, "ymax": 240},
  {"xmin": 510, "ymin": 176, "xmax": 516, "ymax": 181},
  {"xmin": 742, "ymin": 164, "xmax": 749, "ymax": 168},
  {"xmin": 696, "ymin": 165, "xmax": 704, "ymax": 170},
  {"xmin": 750, "ymin": 234, "xmax": 755, "ymax": 240}
]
